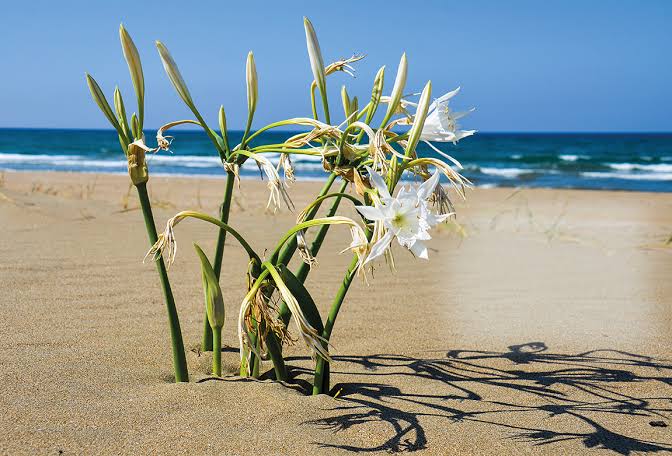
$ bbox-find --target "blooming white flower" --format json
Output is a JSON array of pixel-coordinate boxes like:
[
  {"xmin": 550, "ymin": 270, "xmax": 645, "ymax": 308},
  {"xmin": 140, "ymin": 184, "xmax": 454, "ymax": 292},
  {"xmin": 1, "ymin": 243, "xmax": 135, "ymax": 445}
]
[
  {"xmin": 356, "ymin": 168, "xmax": 452, "ymax": 264},
  {"xmin": 420, "ymin": 87, "xmax": 476, "ymax": 144},
  {"xmin": 380, "ymin": 87, "xmax": 475, "ymax": 166}
]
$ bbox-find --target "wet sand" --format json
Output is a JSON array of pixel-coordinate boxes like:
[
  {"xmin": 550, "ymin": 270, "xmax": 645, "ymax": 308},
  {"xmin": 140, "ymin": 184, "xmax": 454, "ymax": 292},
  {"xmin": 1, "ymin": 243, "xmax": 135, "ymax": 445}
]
[{"xmin": 1, "ymin": 170, "xmax": 671, "ymax": 454}]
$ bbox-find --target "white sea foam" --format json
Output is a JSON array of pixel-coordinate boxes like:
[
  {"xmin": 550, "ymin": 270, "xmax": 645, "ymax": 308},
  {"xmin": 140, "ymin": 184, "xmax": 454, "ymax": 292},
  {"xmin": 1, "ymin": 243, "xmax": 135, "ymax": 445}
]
[
  {"xmin": 0, "ymin": 153, "xmax": 125, "ymax": 168},
  {"xmin": 559, "ymin": 154, "xmax": 589, "ymax": 161},
  {"xmin": 0, "ymin": 152, "xmax": 326, "ymax": 172},
  {"xmin": 608, "ymin": 163, "xmax": 672, "ymax": 172},
  {"xmin": 582, "ymin": 171, "xmax": 672, "ymax": 181},
  {"xmin": 480, "ymin": 167, "xmax": 532, "ymax": 178}
]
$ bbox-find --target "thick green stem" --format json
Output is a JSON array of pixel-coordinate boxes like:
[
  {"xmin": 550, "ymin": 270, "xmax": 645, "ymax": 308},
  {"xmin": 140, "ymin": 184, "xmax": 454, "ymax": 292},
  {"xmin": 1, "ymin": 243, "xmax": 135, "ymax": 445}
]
[
  {"xmin": 239, "ymin": 327, "xmax": 260, "ymax": 378},
  {"xmin": 278, "ymin": 181, "xmax": 349, "ymax": 327},
  {"xmin": 202, "ymin": 170, "xmax": 236, "ymax": 351},
  {"xmin": 265, "ymin": 332, "xmax": 288, "ymax": 381},
  {"xmin": 212, "ymin": 328, "xmax": 222, "ymax": 377},
  {"xmin": 213, "ymin": 171, "xmax": 236, "ymax": 276},
  {"xmin": 313, "ymin": 255, "xmax": 359, "ymax": 395},
  {"xmin": 136, "ymin": 183, "xmax": 189, "ymax": 383},
  {"xmin": 202, "ymin": 316, "xmax": 212, "ymax": 352}
]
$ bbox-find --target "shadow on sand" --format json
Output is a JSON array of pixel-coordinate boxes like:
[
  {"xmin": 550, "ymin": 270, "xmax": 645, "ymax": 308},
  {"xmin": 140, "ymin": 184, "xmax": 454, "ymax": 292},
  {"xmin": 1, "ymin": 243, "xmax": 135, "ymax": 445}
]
[{"xmin": 296, "ymin": 342, "xmax": 672, "ymax": 454}]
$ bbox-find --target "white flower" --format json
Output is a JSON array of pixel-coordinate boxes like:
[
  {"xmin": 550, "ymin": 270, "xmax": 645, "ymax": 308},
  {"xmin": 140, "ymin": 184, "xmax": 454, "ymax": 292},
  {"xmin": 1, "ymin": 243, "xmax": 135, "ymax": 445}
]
[
  {"xmin": 356, "ymin": 168, "xmax": 452, "ymax": 264},
  {"xmin": 420, "ymin": 87, "xmax": 476, "ymax": 144}
]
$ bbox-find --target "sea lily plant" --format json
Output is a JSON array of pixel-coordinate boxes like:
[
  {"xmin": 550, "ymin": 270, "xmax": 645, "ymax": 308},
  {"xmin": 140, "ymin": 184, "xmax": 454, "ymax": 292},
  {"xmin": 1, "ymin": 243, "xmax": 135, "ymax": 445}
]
[{"xmin": 86, "ymin": 18, "xmax": 475, "ymax": 394}]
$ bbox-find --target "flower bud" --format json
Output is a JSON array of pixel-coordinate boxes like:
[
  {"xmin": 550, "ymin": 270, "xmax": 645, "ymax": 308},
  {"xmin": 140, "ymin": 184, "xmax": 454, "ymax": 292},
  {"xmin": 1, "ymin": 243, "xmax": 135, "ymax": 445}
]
[
  {"xmin": 366, "ymin": 66, "xmax": 385, "ymax": 123},
  {"xmin": 85, "ymin": 74, "xmax": 124, "ymax": 136},
  {"xmin": 246, "ymin": 52, "xmax": 258, "ymax": 120},
  {"xmin": 405, "ymin": 81, "xmax": 432, "ymax": 156},
  {"xmin": 218, "ymin": 105, "xmax": 230, "ymax": 154},
  {"xmin": 156, "ymin": 41, "xmax": 195, "ymax": 110},
  {"xmin": 113, "ymin": 87, "xmax": 131, "ymax": 140},
  {"xmin": 119, "ymin": 24, "xmax": 144, "ymax": 129},
  {"xmin": 381, "ymin": 53, "xmax": 407, "ymax": 127},
  {"xmin": 304, "ymin": 17, "xmax": 326, "ymax": 99},
  {"xmin": 127, "ymin": 139, "xmax": 150, "ymax": 185},
  {"xmin": 131, "ymin": 113, "xmax": 140, "ymax": 140},
  {"xmin": 341, "ymin": 85, "xmax": 351, "ymax": 121},
  {"xmin": 194, "ymin": 244, "xmax": 225, "ymax": 329}
]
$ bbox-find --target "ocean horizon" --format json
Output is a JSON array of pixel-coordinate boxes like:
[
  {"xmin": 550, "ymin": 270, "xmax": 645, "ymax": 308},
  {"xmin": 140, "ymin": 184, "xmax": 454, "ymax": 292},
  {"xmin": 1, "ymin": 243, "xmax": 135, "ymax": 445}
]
[{"xmin": 1, "ymin": 128, "xmax": 671, "ymax": 192}]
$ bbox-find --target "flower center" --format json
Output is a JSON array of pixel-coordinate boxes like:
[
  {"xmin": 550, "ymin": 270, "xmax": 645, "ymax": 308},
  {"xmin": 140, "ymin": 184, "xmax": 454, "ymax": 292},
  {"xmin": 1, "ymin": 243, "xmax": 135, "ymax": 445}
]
[{"xmin": 391, "ymin": 212, "xmax": 408, "ymax": 229}]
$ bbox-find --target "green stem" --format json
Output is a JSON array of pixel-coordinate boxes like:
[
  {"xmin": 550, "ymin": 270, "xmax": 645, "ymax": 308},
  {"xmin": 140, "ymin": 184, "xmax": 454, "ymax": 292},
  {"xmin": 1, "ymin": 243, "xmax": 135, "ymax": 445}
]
[
  {"xmin": 313, "ymin": 254, "xmax": 359, "ymax": 395},
  {"xmin": 295, "ymin": 182, "xmax": 349, "ymax": 283},
  {"xmin": 212, "ymin": 327, "xmax": 222, "ymax": 377},
  {"xmin": 239, "ymin": 327, "xmax": 260, "ymax": 378},
  {"xmin": 213, "ymin": 171, "xmax": 236, "ymax": 276},
  {"xmin": 136, "ymin": 183, "xmax": 189, "ymax": 383},
  {"xmin": 265, "ymin": 331, "xmax": 288, "ymax": 381},
  {"xmin": 275, "ymin": 173, "xmax": 337, "ymax": 267},
  {"xmin": 202, "ymin": 316, "xmax": 212, "ymax": 352},
  {"xmin": 202, "ymin": 170, "xmax": 236, "ymax": 351},
  {"xmin": 277, "ymin": 180, "xmax": 348, "ymax": 326}
]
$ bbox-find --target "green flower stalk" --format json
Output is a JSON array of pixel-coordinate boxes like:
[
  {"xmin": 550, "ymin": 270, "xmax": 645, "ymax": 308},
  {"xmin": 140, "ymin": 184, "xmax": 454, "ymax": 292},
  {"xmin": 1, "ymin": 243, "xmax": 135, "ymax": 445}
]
[
  {"xmin": 194, "ymin": 244, "xmax": 225, "ymax": 377},
  {"xmin": 155, "ymin": 41, "xmax": 241, "ymax": 350},
  {"xmin": 86, "ymin": 26, "xmax": 188, "ymax": 383}
]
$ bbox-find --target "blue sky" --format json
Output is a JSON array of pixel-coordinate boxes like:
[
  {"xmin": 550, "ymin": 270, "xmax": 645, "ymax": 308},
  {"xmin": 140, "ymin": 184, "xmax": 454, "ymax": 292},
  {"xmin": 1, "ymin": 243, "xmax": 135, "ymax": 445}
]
[{"xmin": 0, "ymin": 0, "xmax": 670, "ymax": 132}]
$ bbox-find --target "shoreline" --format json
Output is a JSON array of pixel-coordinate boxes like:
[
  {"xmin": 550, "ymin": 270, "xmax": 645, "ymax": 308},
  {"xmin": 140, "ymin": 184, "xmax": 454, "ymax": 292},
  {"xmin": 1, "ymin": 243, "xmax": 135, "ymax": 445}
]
[{"xmin": 2, "ymin": 168, "xmax": 671, "ymax": 195}]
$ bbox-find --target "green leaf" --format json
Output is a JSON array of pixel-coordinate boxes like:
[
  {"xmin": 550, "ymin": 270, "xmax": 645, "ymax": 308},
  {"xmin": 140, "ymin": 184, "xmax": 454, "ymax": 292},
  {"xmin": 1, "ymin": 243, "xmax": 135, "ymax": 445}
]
[
  {"xmin": 277, "ymin": 264, "xmax": 323, "ymax": 333},
  {"xmin": 194, "ymin": 243, "xmax": 225, "ymax": 329}
]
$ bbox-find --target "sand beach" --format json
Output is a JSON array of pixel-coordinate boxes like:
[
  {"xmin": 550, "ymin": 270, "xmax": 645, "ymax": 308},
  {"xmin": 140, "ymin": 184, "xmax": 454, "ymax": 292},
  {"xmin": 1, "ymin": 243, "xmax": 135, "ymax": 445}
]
[{"xmin": 0, "ymin": 170, "xmax": 670, "ymax": 454}]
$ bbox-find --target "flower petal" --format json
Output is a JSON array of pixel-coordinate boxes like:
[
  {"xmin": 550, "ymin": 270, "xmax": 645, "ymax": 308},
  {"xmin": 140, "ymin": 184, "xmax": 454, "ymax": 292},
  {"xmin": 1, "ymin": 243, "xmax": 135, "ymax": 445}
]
[
  {"xmin": 417, "ymin": 170, "xmax": 440, "ymax": 201},
  {"xmin": 364, "ymin": 230, "xmax": 394, "ymax": 265},
  {"xmin": 409, "ymin": 240, "xmax": 429, "ymax": 259},
  {"xmin": 365, "ymin": 166, "xmax": 391, "ymax": 200},
  {"xmin": 355, "ymin": 204, "xmax": 385, "ymax": 221}
]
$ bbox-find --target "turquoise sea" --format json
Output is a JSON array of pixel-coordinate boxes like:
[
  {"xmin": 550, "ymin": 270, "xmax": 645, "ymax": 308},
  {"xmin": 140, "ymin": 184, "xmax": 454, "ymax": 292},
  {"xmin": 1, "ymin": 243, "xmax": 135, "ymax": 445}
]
[{"xmin": 0, "ymin": 129, "xmax": 670, "ymax": 192}]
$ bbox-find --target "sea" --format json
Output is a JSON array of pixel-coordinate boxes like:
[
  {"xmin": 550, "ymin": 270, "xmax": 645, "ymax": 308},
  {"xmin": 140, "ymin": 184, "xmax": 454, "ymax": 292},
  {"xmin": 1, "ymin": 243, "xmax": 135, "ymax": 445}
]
[{"xmin": 1, "ymin": 129, "xmax": 671, "ymax": 192}]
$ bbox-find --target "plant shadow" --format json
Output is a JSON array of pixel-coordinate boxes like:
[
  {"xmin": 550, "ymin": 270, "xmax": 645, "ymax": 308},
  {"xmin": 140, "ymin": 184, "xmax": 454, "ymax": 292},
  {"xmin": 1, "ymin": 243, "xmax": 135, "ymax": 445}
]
[{"xmin": 298, "ymin": 342, "xmax": 672, "ymax": 454}]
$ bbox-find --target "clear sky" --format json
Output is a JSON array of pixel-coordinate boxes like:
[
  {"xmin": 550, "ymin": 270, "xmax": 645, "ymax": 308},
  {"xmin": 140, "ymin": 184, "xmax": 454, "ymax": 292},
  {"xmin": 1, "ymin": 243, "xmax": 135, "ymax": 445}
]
[{"xmin": 0, "ymin": 0, "xmax": 670, "ymax": 132}]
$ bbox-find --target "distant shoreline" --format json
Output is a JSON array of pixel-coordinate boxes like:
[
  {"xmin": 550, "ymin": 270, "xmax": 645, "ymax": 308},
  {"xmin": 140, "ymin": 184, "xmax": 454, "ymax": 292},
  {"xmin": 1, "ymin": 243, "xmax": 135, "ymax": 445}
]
[{"xmin": 1, "ymin": 168, "xmax": 668, "ymax": 194}]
